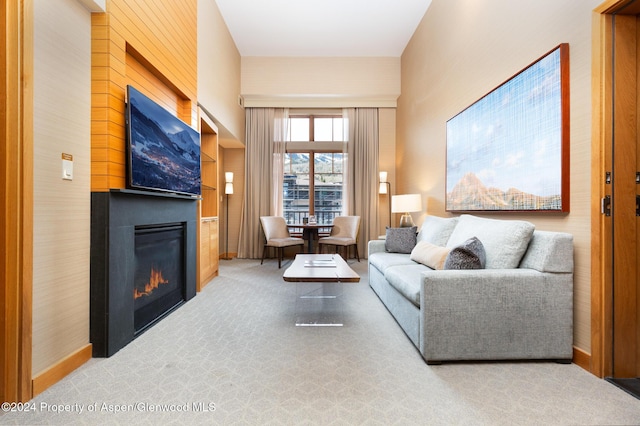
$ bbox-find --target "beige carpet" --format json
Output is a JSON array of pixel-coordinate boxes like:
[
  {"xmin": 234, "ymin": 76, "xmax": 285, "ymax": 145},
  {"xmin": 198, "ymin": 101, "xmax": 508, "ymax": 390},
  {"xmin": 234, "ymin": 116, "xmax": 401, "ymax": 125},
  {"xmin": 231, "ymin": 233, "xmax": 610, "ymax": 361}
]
[{"xmin": 2, "ymin": 258, "xmax": 640, "ymax": 425}]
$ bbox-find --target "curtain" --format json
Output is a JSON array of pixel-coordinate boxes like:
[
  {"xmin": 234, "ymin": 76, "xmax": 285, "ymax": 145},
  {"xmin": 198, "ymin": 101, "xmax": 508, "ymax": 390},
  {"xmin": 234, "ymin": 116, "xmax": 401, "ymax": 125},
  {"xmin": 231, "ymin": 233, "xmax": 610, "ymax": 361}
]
[
  {"xmin": 343, "ymin": 108, "xmax": 379, "ymax": 258},
  {"xmin": 237, "ymin": 108, "xmax": 287, "ymax": 258},
  {"xmin": 272, "ymin": 108, "xmax": 288, "ymax": 216},
  {"xmin": 238, "ymin": 107, "xmax": 378, "ymax": 259}
]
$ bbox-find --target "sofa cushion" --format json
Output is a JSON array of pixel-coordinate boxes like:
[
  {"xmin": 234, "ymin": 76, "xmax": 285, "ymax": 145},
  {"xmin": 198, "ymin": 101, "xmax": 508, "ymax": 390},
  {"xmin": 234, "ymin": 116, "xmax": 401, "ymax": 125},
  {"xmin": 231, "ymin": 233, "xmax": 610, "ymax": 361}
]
[
  {"xmin": 369, "ymin": 252, "xmax": 417, "ymax": 273},
  {"xmin": 519, "ymin": 230, "xmax": 574, "ymax": 273},
  {"xmin": 385, "ymin": 226, "xmax": 418, "ymax": 253},
  {"xmin": 410, "ymin": 241, "xmax": 450, "ymax": 270},
  {"xmin": 446, "ymin": 215, "xmax": 535, "ymax": 269},
  {"xmin": 384, "ymin": 264, "xmax": 431, "ymax": 307},
  {"xmin": 417, "ymin": 215, "xmax": 459, "ymax": 246},
  {"xmin": 444, "ymin": 236, "xmax": 486, "ymax": 270}
]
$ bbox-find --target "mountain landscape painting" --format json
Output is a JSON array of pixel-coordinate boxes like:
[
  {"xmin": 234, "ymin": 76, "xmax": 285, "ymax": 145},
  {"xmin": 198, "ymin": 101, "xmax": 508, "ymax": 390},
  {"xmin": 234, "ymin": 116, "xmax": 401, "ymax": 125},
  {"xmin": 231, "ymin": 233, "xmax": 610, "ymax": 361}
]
[
  {"xmin": 127, "ymin": 85, "xmax": 201, "ymax": 196},
  {"xmin": 446, "ymin": 44, "xmax": 569, "ymax": 212}
]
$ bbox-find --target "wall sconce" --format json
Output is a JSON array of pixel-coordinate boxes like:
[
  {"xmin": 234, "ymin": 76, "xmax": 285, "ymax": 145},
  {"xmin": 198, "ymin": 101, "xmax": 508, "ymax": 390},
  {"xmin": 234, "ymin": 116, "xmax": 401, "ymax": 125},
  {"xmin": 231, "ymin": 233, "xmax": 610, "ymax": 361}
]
[
  {"xmin": 391, "ymin": 194, "xmax": 422, "ymax": 228},
  {"xmin": 223, "ymin": 172, "xmax": 234, "ymax": 260},
  {"xmin": 379, "ymin": 171, "xmax": 391, "ymax": 228}
]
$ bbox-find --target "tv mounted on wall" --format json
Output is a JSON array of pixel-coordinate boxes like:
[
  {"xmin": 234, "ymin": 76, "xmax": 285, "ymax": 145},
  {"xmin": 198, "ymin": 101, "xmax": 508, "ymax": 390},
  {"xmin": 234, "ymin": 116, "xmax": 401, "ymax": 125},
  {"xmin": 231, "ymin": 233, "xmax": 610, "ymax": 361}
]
[{"xmin": 126, "ymin": 85, "xmax": 201, "ymax": 196}]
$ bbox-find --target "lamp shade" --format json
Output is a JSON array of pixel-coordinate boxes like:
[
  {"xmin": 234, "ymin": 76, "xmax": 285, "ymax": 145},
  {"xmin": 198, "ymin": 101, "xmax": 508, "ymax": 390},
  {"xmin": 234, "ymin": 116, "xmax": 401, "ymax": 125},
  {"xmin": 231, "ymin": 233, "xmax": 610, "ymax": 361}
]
[
  {"xmin": 225, "ymin": 182, "xmax": 234, "ymax": 195},
  {"xmin": 379, "ymin": 171, "xmax": 389, "ymax": 194},
  {"xmin": 225, "ymin": 172, "xmax": 234, "ymax": 183},
  {"xmin": 391, "ymin": 194, "xmax": 422, "ymax": 213}
]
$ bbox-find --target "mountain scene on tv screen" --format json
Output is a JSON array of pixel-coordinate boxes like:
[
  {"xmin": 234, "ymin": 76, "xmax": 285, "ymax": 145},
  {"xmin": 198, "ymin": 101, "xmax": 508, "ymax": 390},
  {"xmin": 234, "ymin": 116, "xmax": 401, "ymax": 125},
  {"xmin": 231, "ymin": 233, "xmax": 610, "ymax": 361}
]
[{"xmin": 129, "ymin": 90, "xmax": 200, "ymax": 195}]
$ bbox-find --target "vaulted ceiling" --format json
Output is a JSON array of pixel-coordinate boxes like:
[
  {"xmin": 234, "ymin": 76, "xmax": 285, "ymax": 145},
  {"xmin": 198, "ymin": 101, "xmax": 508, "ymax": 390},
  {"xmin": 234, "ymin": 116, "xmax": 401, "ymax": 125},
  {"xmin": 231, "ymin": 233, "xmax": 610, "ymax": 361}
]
[{"xmin": 214, "ymin": 0, "xmax": 433, "ymax": 57}]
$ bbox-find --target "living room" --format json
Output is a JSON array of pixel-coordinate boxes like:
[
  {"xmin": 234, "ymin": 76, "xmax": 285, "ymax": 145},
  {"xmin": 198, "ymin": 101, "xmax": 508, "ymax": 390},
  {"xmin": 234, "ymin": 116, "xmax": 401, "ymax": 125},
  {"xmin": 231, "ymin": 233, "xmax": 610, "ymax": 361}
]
[{"xmin": 2, "ymin": 0, "xmax": 640, "ymax": 422}]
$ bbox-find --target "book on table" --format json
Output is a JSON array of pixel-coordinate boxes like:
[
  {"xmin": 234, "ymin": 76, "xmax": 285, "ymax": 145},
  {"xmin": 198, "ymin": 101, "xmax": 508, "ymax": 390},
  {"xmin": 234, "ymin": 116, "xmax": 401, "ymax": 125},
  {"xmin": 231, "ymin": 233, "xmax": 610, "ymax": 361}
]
[{"xmin": 304, "ymin": 259, "xmax": 336, "ymax": 268}]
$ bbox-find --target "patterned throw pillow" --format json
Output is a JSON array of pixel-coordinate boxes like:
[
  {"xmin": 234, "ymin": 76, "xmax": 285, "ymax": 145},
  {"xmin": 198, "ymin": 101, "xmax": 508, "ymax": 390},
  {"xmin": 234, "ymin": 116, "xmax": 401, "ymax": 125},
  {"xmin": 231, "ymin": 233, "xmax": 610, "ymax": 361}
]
[
  {"xmin": 445, "ymin": 215, "xmax": 534, "ymax": 269},
  {"xmin": 444, "ymin": 236, "xmax": 486, "ymax": 269},
  {"xmin": 385, "ymin": 226, "xmax": 418, "ymax": 254}
]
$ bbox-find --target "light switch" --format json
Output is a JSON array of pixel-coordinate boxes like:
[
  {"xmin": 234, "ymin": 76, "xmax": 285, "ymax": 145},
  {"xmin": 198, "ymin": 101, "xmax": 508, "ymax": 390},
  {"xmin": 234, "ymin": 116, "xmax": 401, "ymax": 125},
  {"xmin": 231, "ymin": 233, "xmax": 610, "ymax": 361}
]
[{"xmin": 62, "ymin": 153, "xmax": 73, "ymax": 180}]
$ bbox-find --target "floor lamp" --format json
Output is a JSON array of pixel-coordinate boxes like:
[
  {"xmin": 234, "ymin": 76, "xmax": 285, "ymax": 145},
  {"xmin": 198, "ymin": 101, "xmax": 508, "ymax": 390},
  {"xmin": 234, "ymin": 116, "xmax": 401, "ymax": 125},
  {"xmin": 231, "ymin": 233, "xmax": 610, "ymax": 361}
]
[
  {"xmin": 223, "ymin": 172, "xmax": 233, "ymax": 260},
  {"xmin": 379, "ymin": 171, "xmax": 391, "ymax": 228}
]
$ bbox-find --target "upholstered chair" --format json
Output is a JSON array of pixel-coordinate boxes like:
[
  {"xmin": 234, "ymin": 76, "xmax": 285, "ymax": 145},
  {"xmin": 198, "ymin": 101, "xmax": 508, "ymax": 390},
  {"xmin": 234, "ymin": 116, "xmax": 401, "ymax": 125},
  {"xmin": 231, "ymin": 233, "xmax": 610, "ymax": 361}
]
[
  {"xmin": 318, "ymin": 216, "xmax": 361, "ymax": 261},
  {"xmin": 260, "ymin": 216, "xmax": 304, "ymax": 268}
]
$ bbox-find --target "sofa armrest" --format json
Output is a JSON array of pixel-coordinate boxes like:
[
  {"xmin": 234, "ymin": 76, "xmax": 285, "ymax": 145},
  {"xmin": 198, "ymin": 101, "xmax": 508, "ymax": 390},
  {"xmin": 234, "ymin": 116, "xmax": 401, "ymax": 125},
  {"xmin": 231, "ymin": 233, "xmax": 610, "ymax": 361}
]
[
  {"xmin": 368, "ymin": 239, "xmax": 386, "ymax": 257},
  {"xmin": 419, "ymin": 268, "xmax": 573, "ymax": 362}
]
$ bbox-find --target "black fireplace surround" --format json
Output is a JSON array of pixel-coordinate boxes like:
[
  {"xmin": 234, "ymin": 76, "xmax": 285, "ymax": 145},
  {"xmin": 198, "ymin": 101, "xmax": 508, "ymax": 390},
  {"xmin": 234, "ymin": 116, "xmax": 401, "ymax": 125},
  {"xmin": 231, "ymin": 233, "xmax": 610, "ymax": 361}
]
[{"xmin": 90, "ymin": 189, "xmax": 197, "ymax": 357}]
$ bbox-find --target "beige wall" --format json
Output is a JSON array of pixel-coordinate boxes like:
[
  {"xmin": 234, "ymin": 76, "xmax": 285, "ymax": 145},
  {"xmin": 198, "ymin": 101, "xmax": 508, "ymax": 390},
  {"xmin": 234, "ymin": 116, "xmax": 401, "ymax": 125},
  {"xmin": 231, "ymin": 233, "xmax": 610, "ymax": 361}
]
[
  {"xmin": 378, "ymin": 108, "xmax": 397, "ymax": 234},
  {"xmin": 219, "ymin": 148, "xmax": 245, "ymax": 256},
  {"xmin": 198, "ymin": 0, "xmax": 245, "ymax": 145},
  {"xmin": 32, "ymin": 0, "xmax": 92, "ymax": 375},
  {"xmin": 399, "ymin": 0, "xmax": 600, "ymax": 353},
  {"xmin": 241, "ymin": 57, "xmax": 400, "ymax": 108}
]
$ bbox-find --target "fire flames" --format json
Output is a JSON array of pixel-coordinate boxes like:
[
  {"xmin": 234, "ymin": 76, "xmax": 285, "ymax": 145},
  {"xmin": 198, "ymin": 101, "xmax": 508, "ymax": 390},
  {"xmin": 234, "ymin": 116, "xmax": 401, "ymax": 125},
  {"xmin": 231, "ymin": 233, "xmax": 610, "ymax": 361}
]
[{"xmin": 134, "ymin": 266, "xmax": 169, "ymax": 299}]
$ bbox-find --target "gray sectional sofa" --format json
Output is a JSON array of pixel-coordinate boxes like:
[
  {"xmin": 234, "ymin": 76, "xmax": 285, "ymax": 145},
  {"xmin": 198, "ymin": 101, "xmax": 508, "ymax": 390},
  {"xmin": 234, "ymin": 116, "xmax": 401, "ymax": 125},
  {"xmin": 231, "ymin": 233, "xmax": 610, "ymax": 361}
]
[{"xmin": 368, "ymin": 214, "xmax": 574, "ymax": 364}]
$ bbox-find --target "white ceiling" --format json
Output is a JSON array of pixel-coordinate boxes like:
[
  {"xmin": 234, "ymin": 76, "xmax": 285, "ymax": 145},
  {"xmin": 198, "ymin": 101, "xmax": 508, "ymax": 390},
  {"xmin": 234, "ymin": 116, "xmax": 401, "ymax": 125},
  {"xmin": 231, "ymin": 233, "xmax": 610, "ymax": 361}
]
[{"xmin": 214, "ymin": 0, "xmax": 432, "ymax": 57}]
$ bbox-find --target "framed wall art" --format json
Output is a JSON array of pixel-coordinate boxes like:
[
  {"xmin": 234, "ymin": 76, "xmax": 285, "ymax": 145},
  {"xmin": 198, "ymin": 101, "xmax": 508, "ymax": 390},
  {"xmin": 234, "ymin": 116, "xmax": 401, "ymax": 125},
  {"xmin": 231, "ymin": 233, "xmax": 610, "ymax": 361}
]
[{"xmin": 446, "ymin": 43, "xmax": 569, "ymax": 212}]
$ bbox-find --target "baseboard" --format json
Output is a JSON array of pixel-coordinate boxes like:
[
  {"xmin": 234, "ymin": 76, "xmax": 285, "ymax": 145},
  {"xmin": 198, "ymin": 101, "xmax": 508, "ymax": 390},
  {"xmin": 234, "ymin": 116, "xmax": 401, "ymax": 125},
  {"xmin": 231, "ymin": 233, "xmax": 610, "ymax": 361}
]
[
  {"xmin": 32, "ymin": 343, "xmax": 93, "ymax": 397},
  {"xmin": 572, "ymin": 346, "xmax": 591, "ymax": 372}
]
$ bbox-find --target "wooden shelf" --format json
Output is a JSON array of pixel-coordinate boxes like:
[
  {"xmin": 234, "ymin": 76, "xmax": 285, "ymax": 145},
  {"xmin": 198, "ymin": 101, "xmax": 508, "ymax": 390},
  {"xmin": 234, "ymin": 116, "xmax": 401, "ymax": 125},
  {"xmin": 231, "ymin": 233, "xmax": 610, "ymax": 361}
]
[{"xmin": 198, "ymin": 109, "xmax": 219, "ymax": 290}]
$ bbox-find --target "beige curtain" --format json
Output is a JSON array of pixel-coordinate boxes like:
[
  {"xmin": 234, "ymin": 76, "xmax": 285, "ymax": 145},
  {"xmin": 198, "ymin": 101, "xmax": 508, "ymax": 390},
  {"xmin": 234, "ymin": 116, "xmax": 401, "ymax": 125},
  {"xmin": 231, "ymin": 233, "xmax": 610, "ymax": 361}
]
[
  {"xmin": 237, "ymin": 108, "xmax": 287, "ymax": 258},
  {"xmin": 272, "ymin": 108, "xmax": 288, "ymax": 216},
  {"xmin": 343, "ymin": 108, "xmax": 379, "ymax": 258}
]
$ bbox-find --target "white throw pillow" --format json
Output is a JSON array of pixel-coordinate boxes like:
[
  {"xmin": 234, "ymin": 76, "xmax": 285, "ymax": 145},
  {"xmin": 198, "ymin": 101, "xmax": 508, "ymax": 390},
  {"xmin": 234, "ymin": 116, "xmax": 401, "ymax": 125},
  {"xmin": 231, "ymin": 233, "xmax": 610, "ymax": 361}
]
[
  {"xmin": 410, "ymin": 241, "xmax": 451, "ymax": 270},
  {"xmin": 445, "ymin": 215, "xmax": 534, "ymax": 269},
  {"xmin": 417, "ymin": 215, "xmax": 459, "ymax": 246}
]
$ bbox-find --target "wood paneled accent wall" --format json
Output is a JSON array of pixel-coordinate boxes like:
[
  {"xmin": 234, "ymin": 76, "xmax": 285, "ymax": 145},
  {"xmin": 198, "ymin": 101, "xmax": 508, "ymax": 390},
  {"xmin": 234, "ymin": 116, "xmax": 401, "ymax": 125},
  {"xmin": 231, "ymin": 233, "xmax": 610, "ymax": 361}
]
[{"xmin": 91, "ymin": 0, "xmax": 197, "ymax": 192}]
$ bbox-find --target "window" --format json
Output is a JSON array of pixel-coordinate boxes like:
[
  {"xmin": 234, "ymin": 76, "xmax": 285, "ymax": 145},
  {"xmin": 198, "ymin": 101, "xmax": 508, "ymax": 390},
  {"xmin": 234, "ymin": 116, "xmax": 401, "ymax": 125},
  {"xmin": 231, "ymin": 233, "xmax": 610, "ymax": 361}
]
[{"xmin": 282, "ymin": 114, "xmax": 346, "ymax": 224}]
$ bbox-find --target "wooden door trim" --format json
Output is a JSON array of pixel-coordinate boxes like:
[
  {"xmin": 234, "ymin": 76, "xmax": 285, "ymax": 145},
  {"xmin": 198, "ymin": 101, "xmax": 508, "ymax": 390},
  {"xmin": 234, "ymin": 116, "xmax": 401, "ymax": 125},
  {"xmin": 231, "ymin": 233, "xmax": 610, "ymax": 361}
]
[
  {"xmin": 591, "ymin": 4, "xmax": 614, "ymax": 378},
  {"xmin": 592, "ymin": 0, "xmax": 640, "ymax": 378},
  {"xmin": 1, "ymin": 0, "xmax": 33, "ymax": 402}
]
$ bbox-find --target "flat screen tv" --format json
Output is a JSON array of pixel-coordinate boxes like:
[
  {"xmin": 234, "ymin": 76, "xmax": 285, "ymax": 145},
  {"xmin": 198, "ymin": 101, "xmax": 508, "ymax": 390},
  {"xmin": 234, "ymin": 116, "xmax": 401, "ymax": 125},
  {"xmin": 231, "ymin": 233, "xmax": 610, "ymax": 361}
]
[{"xmin": 126, "ymin": 85, "xmax": 201, "ymax": 196}]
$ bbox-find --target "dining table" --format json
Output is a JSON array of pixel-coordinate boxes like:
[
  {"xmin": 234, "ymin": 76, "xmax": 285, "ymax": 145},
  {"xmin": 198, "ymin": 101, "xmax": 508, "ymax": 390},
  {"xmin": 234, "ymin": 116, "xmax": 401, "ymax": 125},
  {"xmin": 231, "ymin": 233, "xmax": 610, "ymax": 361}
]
[{"xmin": 287, "ymin": 223, "xmax": 333, "ymax": 253}]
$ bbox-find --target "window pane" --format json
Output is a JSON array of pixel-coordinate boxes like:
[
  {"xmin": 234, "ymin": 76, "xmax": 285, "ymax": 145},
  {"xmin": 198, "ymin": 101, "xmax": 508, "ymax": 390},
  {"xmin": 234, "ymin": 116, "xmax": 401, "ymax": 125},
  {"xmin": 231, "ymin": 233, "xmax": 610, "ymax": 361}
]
[
  {"xmin": 333, "ymin": 118, "xmax": 345, "ymax": 141},
  {"xmin": 290, "ymin": 117, "xmax": 309, "ymax": 142},
  {"xmin": 314, "ymin": 153, "xmax": 343, "ymax": 224},
  {"xmin": 283, "ymin": 153, "xmax": 309, "ymax": 224},
  {"xmin": 283, "ymin": 152, "xmax": 343, "ymax": 225},
  {"xmin": 314, "ymin": 117, "xmax": 333, "ymax": 141}
]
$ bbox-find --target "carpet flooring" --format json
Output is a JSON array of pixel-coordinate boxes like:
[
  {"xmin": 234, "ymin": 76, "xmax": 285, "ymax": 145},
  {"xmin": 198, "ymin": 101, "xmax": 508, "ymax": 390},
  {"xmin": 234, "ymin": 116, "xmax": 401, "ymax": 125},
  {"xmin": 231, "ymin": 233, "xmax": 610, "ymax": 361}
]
[{"xmin": 2, "ymin": 258, "xmax": 640, "ymax": 425}]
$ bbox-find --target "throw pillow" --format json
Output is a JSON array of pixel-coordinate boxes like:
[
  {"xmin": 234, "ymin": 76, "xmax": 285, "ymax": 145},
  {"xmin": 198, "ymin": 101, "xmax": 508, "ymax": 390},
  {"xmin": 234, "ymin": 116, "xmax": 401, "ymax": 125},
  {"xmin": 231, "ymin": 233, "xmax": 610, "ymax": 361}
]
[
  {"xmin": 410, "ymin": 241, "xmax": 451, "ymax": 270},
  {"xmin": 445, "ymin": 215, "xmax": 535, "ymax": 269},
  {"xmin": 417, "ymin": 215, "xmax": 459, "ymax": 246},
  {"xmin": 444, "ymin": 236, "xmax": 486, "ymax": 270},
  {"xmin": 385, "ymin": 226, "xmax": 418, "ymax": 254}
]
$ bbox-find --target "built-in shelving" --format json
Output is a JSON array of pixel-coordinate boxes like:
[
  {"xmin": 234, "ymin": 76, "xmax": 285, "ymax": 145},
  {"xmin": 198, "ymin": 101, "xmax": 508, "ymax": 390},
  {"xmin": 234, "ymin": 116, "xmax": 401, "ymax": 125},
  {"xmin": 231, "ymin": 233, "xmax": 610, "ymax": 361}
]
[{"xmin": 198, "ymin": 109, "xmax": 219, "ymax": 290}]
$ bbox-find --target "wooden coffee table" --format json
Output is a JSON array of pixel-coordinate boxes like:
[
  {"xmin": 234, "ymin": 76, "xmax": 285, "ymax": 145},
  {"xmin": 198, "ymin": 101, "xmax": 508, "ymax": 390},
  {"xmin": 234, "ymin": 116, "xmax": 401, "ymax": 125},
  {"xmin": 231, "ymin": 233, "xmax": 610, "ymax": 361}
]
[{"xmin": 283, "ymin": 254, "xmax": 359, "ymax": 326}]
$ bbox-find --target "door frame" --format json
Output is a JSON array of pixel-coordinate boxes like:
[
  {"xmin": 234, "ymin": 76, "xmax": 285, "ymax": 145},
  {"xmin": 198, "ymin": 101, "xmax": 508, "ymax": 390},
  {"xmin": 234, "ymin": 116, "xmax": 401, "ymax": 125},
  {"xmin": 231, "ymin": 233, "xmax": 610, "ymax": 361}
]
[
  {"xmin": 1, "ymin": 0, "xmax": 33, "ymax": 402},
  {"xmin": 592, "ymin": 0, "xmax": 639, "ymax": 378}
]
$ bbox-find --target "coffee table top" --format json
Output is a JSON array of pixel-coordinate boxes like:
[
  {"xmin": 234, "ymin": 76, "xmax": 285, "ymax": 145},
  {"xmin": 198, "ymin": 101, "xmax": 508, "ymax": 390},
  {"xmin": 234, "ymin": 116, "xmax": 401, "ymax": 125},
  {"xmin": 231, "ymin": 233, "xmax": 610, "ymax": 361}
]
[{"xmin": 282, "ymin": 254, "xmax": 360, "ymax": 283}]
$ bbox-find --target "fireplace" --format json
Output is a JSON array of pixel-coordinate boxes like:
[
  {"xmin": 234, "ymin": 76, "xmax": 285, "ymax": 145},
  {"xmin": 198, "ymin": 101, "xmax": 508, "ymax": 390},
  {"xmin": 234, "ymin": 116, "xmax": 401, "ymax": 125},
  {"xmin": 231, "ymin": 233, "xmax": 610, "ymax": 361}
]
[
  {"xmin": 134, "ymin": 223, "xmax": 185, "ymax": 334},
  {"xmin": 91, "ymin": 189, "xmax": 197, "ymax": 357}
]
